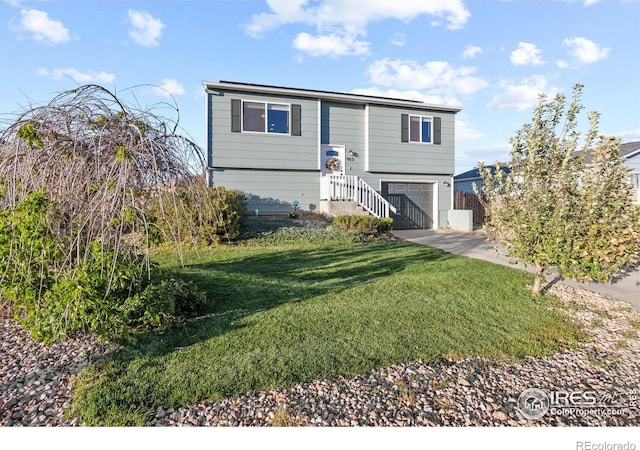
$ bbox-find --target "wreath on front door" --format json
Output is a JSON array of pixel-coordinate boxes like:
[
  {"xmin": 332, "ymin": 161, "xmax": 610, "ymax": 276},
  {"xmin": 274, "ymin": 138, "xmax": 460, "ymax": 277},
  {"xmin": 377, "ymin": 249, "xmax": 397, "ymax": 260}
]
[{"xmin": 326, "ymin": 157, "xmax": 340, "ymax": 171}]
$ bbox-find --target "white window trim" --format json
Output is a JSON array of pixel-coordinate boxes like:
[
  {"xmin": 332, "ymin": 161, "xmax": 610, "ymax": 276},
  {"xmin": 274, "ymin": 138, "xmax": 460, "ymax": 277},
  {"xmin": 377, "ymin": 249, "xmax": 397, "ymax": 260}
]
[
  {"xmin": 364, "ymin": 104, "xmax": 370, "ymax": 172},
  {"xmin": 241, "ymin": 99, "xmax": 291, "ymax": 135},
  {"xmin": 408, "ymin": 115, "xmax": 433, "ymax": 144}
]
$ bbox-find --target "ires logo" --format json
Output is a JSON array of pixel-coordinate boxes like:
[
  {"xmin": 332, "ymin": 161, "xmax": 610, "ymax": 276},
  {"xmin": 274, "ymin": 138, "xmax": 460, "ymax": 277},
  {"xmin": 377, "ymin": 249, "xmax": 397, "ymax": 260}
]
[{"xmin": 517, "ymin": 388, "xmax": 628, "ymax": 420}]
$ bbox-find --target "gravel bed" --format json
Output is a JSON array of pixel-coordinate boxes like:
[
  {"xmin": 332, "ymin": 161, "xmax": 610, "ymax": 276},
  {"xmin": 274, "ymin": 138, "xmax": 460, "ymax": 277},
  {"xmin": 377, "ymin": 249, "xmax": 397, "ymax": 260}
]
[
  {"xmin": 1, "ymin": 284, "xmax": 638, "ymax": 426},
  {"xmin": 0, "ymin": 323, "xmax": 116, "ymax": 426}
]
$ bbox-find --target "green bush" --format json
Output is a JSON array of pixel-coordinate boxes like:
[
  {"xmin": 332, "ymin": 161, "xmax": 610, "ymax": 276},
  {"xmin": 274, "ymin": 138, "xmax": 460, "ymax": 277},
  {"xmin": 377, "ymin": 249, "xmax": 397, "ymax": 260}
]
[
  {"xmin": 245, "ymin": 225, "xmax": 376, "ymax": 245},
  {"xmin": 0, "ymin": 189, "xmax": 147, "ymax": 343},
  {"xmin": 32, "ymin": 242, "xmax": 145, "ymax": 343},
  {"xmin": 122, "ymin": 277, "xmax": 208, "ymax": 330},
  {"xmin": 150, "ymin": 186, "xmax": 246, "ymax": 246},
  {"xmin": 0, "ymin": 189, "xmax": 57, "ymax": 315},
  {"xmin": 0, "ymin": 188, "xmax": 209, "ymax": 343},
  {"xmin": 333, "ymin": 215, "xmax": 393, "ymax": 235}
]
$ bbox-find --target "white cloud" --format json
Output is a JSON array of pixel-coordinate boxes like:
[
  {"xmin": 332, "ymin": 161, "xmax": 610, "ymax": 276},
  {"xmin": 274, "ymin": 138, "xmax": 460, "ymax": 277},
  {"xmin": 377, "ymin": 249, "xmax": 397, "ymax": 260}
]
[
  {"xmin": 510, "ymin": 42, "xmax": 544, "ymax": 66},
  {"xmin": 558, "ymin": 0, "xmax": 602, "ymax": 4},
  {"xmin": 128, "ymin": 10, "xmax": 164, "ymax": 47},
  {"xmin": 366, "ymin": 58, "xmax": 488, "ymax": 96},
  {"xmin": 15, "ymin": 9, "xmax": 70, "ymax": 45},
  {"xmin": 37, "ymin": 67, "xmax": 115, "ymax": 83},
  {"xmin": 462, "ymin": 45, "xmax": 482, "ymax": 59},
  {"xmin": 619, "ymin": 129, "xmax": 640, "ymax": 141},
  {"xmin": 152, "ymin": 79, "xmax": 185, "ymax": 96},
  {"xmin": 563, "ymin": 37, "xmax": 610, "ymax": 63},
  {"xmin": 556, "ymin": 59, "xmax": 569, "ymax": 69},
  {"xmin": 351, "ymin": 87, "xmax": 461, "ymax": 107},
  {"xmin": 487, "ymin": 75, "xmax": 560, "ymax": 112},
  {"xmin": 456, "ymin": 144, "xmax": 512, "ymax": 172},
  {"xmin": 293, "ymin": 32, "xmax": 369, "ymax": 56},
  {"xmin": 245, "ymin": 0, "xmax": 312, "ymax": 37},
  {"xmin": 559, "ymin": 0, "xmax": 640, "ymax": 4},
  {"xmin": 456, "ymin": 116, "xmax": 484, "ymax": 141},
  {"xmin": 246, "ymin": 0, "xmax": 470, "ymax": 57},
  {"xmin": 247, "ymin": 0, "xmax": 471, "ymax": 35}
]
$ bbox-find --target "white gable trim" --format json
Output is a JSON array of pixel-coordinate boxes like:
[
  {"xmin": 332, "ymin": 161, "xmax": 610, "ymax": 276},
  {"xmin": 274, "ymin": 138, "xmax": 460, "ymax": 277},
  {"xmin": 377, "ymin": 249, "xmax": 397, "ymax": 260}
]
[{"xmin": 624, "ymin": 148, "xmax": 640, "ymax": 160}]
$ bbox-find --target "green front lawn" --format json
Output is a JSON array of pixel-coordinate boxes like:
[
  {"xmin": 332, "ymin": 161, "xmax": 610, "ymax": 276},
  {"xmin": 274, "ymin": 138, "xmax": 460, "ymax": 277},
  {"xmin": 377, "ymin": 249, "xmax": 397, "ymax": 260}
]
[{"xmin": 71, "ymin": 228, "xmax": 582, "ymax": 425}]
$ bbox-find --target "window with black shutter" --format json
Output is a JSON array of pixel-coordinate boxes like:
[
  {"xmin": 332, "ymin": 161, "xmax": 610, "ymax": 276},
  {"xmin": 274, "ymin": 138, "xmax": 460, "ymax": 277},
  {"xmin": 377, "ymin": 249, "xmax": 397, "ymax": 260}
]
[
  {"xmin": 291, "ymin": 104, "xmax": 301, "ymax": 136},
  {"xmin": 402, "ymin": 114, "xmax": 438, "ymax": 144},
  {"xmin": 433, "ymin": 117, "xmax": 441, "ymax": 145},
  {"xmin": 231, "ymin": 99, "xmax": 241, "ymax": 132}
]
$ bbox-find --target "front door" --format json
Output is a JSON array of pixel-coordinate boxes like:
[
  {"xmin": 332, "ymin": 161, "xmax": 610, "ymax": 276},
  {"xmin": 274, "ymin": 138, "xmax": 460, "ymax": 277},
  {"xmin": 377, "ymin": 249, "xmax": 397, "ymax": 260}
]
[{"xmin": 321, "ymin": 145, "xmax": 345, "ymax": 177}]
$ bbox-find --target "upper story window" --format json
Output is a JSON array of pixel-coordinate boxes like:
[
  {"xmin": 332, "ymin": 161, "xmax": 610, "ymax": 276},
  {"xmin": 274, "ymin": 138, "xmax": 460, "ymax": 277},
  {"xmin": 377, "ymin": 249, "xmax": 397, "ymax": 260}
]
[
  {"xmin": 409, "ymin": 115, "xmax": 432, "ymax": 143},
  {"xmin": 242, "ymin": 101, "xmax": 290, "ymax": 134},
  {"xmin": 401, "ymin": 113, "xmax": 441, "ymax": 145},
  {"xmin": 231, "ymin": 99, "xmax": 301, "ymax": 136}
]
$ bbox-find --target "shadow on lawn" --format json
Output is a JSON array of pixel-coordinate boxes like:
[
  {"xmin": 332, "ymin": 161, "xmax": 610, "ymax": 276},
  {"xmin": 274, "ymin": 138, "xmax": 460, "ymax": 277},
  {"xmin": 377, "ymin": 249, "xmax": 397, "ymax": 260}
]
[{"xmin": 122, "ymin": 240, "xmax": 455, "ymax": 358}]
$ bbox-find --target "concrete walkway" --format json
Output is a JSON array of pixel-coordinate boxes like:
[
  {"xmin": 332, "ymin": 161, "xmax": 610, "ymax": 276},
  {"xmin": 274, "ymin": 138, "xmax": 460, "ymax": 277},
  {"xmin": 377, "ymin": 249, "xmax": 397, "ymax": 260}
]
[{"xmin": 392, "ymin": 229, "xmax": 640, "ymax": 312}]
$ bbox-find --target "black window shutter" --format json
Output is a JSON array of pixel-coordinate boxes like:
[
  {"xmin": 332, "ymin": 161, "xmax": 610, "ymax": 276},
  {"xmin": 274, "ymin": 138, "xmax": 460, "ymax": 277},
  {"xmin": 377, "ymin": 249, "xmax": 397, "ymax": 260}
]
[
  {"xmin": 291, "ymin": 104, "xmax": 301, "ymax": 136},
  {"xmin": 401, "ymin": 114, "xmax": 409, "ymax": 142},
  {"xmin": 231, "ymin": 99, "xmax": 241, "ymax": 132},
  {"xmin": 433, "ymin": 117, "xmax": 442, "ymax": 145}
]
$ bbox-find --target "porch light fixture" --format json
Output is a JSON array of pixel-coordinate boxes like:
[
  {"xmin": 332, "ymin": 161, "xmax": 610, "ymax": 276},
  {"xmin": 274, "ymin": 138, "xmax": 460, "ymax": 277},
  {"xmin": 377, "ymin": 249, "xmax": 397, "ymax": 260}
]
[{"xmin": 443, "ymin": 181, "xmax": 451, "ymax": 187}]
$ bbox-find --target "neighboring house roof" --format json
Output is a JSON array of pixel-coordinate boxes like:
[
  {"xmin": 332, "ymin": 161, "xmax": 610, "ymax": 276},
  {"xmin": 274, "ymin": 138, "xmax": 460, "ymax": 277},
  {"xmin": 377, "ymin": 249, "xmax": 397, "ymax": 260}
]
[
  {"xmin": 454, "ymin": 165, "xmax": 511, "ymax": 182},
  {"xmin": 620, "ymin": 141, "xmax": 640, "ymax": 159},
  {"xmin": 575, "ymin": 140, "xmax": 640, "ymax": 164},
  {"xmin": 203, "ymin": 80, "xmax": 463, "ymax": 113}
]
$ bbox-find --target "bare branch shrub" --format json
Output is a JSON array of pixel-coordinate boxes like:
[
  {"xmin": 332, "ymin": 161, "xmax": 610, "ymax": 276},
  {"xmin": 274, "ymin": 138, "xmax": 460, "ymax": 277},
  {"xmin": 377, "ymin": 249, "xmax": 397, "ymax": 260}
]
[{"xmin": 0, "ymin": 85, "xmax": 228, "ymax": 341}]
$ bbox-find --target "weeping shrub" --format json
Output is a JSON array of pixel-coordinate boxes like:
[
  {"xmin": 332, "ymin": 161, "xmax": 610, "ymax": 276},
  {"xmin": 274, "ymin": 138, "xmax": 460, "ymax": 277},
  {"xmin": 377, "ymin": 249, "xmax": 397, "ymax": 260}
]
[{"xmin": 0, "ymin": 85, "xmax": 216, "ymax": 343}]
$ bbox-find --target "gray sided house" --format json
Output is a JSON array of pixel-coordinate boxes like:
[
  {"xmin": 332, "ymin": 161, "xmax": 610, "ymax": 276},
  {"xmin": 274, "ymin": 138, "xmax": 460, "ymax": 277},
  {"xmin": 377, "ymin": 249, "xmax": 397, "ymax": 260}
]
[
  {"xmin": 621, "ymin": 141, "xmax": 640, "ymax": 204},
  {"xmin": 204, "ymin": 81, "xmax": 462, "ymax": 229},
  {"xmin": 580, "ymin": 141, "xmax": 640, "ymax": 204},
  {"xmin": 454, "ymin": 165, "xmax": 511, "ymax": 194}
]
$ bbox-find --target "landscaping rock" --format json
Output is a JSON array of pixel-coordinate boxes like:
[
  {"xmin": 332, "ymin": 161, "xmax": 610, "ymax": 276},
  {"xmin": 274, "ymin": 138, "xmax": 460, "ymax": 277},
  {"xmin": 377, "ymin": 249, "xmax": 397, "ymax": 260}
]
[
  {"xmin": 0, "ymin": 321, "xmax": 116, "ymax": 426},
  {"xmin": 492, "ymin": 411, "xmax": 508, "ymax": 421}
]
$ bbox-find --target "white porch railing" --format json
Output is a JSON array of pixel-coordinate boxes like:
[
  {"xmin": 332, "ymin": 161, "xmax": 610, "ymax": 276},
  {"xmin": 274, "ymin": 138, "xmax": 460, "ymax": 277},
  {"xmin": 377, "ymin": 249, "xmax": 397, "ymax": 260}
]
[{"xmin": 320, "ymin": 175, "xmax": 396, "ymax": 218}]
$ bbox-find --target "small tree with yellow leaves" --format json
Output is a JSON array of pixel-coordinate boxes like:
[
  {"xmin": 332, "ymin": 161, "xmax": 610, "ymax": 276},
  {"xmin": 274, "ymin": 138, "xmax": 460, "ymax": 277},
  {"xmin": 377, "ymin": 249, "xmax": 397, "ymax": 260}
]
[{"xmin": 477, "ymin": 84, "xmax": 640, "ymax": 295}]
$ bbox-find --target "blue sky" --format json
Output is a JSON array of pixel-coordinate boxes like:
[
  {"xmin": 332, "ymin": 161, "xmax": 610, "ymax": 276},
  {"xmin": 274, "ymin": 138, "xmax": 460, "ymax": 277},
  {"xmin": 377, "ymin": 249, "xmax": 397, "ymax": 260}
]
[{"xmin": 1, "ymin": 0, "xmax": 639, "ymax": 174}]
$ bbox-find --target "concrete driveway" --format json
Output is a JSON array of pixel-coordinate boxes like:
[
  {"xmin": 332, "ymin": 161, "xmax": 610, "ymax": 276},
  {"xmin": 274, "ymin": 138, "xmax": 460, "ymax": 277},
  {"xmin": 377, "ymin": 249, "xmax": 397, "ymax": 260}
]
[{"xmin": 392, "ymin": 229, "xmax": 640, "ymax": 312}]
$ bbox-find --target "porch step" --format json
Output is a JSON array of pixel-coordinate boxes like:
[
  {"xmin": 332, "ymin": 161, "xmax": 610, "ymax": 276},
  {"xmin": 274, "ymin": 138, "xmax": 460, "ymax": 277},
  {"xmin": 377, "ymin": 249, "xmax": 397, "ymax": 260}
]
[
  {"xmin": 319, "ymin": 200, "xmax": 369, "ymax": 218},
  {"xmin": 320, "ymin": 175, "xmax": 396, "ymax": 218}
]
